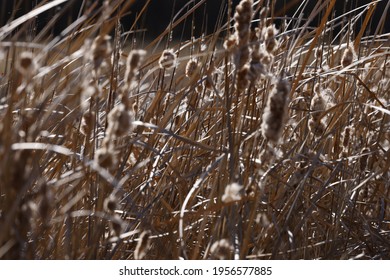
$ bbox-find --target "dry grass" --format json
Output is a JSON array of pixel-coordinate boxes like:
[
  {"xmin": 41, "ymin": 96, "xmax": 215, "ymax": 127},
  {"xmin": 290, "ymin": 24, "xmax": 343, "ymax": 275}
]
[{"xmin": 0, "ymin": 0, "xmax": 389, "ymax": 260}]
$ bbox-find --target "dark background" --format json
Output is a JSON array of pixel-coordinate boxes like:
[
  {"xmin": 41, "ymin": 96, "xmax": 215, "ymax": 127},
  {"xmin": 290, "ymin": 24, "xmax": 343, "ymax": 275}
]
[{"xmin": 0, "ymin": 0, "xmax": 388, "ymax": 40}]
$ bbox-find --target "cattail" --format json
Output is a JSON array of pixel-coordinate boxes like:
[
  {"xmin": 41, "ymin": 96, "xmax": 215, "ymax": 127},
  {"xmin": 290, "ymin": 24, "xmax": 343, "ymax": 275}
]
[
  {"xmin": 134, "ymin": 230, "xmax": 151, "ymax": 260},
  {"xmin": 233, "ymin": 0, "xmax": 253, "ymax": 71},
  {"xmin": 247, "ymin": 45, "xmax": 268, "ymax": 82},
  {"xmin": 310, "ymin": 92, "xmax": 326, "ymax": 121},
  {"xmin": 185, "ymin": 59, "xmax": 199, "ymax": 78},
  {"xmin": 308, "ymin": 118, "xmax": 326, "ymax": 137},
  {"xmin": 95, "ymin": 140, "xmax": 117, "ymax": 169},
  {"xmin": 342, "ymin": 125, "xmax": 353, "ymax": 151},
  {"xmin": 234, "ymin": 0, "xmax": 253, "ymax": 47},
  {"xmin": 341, "ymin": 45, "xmax": 356, "ymax": 68},
  {"xmin": 264, "ymin": 25, "xmax": 279, "ymax": 54},
  {"xmin": 258, "ymin": 7, "xmax": 269, "ymax": 30},
  {"xmin": 17, "ymin": 52, "xmax": 38, "ymax": 79},
  {"xmin": 261, "ymin": 78, "xmax": 290, "ymax": 143},
  {"xmin": 210, "ymin": 239, "xmax": 233, "ymax": 260},
  {"xmin": 91, "ymin": 35, "xmax": 112, "ymax": 71},
  {"xmin": 222, "ymin": 182, "xmax": 243, "ymax": 203},
  {"xmin": 80, "ymin": 110, "xmax": 95, "ymax": 136},
  {"xmin": 159, "ymin": 49, "xmax": 177, "ymax": 69},
  {"xmin": 106, "ymin": 103, "xmax": 135, "ymax": 139},
  {"xmin": 125, "ymin": 49, "xmax": 146, "ymax": 87},
  {"xmin": 223, "ymin": 34, "xmax": 238, "ymax": 52}
]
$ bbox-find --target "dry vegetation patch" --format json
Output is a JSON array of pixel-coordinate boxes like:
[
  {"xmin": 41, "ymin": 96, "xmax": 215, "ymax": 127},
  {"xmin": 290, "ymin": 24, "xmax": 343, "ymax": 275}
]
[{"xmin": 0, "ymin": 0, "xmax": 389, "ymax": 259}]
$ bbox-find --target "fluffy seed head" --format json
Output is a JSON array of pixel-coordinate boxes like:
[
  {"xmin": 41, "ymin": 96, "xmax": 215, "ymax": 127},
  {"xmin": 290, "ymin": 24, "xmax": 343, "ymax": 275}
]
[
  {"xmin": 125, "ymin": 49, "xmax": 147, "ymax": 86},
  {"xmin": 95, "ymin": 140, "xmax": 117, "ymax": 169},
  {"xmin": 91, "ymin": 35, "xmax": 112, "ymax": 70},
  {"xmin": 210, "ymin": 239, "xmax": 233, "ymax": 260},
  {"xmin": 222, "ymin": 182, "xmax": 243, "ymax": 203},
  {"xmin": 223, "ymin": 34, "xmax": 238, "ymax": 52},
  {"xmin": 342, "ymin": 125, "xmax": 353, "ymax": 150},
  {"xmin": 106, "ymin": 103, "xmax": 135, "ymax": 139},
  {"xmin": 261, "ymin": 78, "xmax": 290, "ymax": 143},
  {"xmin": 159, "ymin": 49, "xmax": 177, "ymax": 69},
  {"xmin": 80, "ymin": 111, "xmax": 95, "ymax": 136},
  {"xmin": 17, "ymin": 52, "xmax": 38, "ymax": 79},
  {"xmin": 310, "ymin": 92, "xmax": 326, "ymax": 121},
  {"xmin": 341, "ymin": 45, "xmax": 356, "ymax": 68},
  {"xmin": 185, "ymin": 59, "xmax": 199, "ymax": 78},
  {"xmin": 308, "ymin": 118, "xmax": 326, "ymax": 138},
  {"xmin": 234, "ymin": 0, "xmax": 253, "ymax": 46}
]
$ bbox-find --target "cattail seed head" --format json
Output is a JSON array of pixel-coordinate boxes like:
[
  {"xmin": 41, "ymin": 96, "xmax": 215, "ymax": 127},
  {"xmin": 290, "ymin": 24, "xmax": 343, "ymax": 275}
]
[
  {"xmin": 185, "ymin": 59, "xmax": 199, "ymax": 78},
  {"xmin": 223, "ymin": 34, "xmax": 238, "ymax": 52},
  {"xmin": 341, "ymin": 45, "xmax": 356, "ymax": 68},
  {"xmin": 308, "ymin": 118, "xmax": 326, "ymax": 137},
  {"xmin": 134, "ymin": 230, "xmax": 151, "ymax": 260},
  {"xmin": 210, "ymin": 239, "xmax": 233, "ymax": 260},
  {"xmin": 234, "ymin": 0, "xmax": 253, "ymax": 47},
  {"xmin": 125, "ymin": 49, "xmax": 146, "ymax": 87},
  {"xmin": 310, "ymin": 92, "xmax": 326, "ymax": 121},
  {"xmin": 95, "ymin": 142, "xmax": 117, "ymax": 169},
  {"xmin": 80, "ymin": 110, "xmax": 95, "ymax": 136},
  {"xmin": 91, "ymin": 35, "xmax": 112, "ymax": 71},
  {"xmin": 17, "ymin": 52, "xmax": 38, "ymax": 79},
  {"xmin": 106, "ymin": 103, "xmax": 135, "ymax": 139},
  {"xmin": 159, "ymin": 49, "xmax": 177, "ymax": 69},
  {"xmin": 342, "ymin": 125, "xmax": 353, "ymax": 151},
  {"xmin": 264, "ymin": 25, "xmax": 279, "ymax": 54},
  {"xmin": 261, "ymin": 78, "xmax": 290, "ymax": 143},
  {"xmin": 222, "ymin": 182, "xmax": 243, "ymax": 203},
  {"xmin": 233, "ymin": 0, "xmax": 253, "ymax": 73}
]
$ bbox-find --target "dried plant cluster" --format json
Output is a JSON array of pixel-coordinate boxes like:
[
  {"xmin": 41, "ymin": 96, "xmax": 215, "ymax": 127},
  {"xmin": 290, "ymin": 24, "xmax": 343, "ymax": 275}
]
[{"xmin": 0, "ymin": 0, "xmax": 389, "ymax": 260}]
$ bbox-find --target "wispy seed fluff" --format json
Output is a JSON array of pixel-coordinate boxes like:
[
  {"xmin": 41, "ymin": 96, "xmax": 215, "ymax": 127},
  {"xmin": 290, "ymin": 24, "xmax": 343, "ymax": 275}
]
[
  {"xmin": 261, "ymin": 78, "xmax": 290, "ymax": 143},
  {"xmin": 222, "ymin": 182, "xmax": 243, "ymax": 203},
  {"xmin": 159, "ymin": 49, "xmax": 177, "ymax": 69},
  {"xmin": 341, "ymin": 45, "xmax": 356, "ymax": 68}
]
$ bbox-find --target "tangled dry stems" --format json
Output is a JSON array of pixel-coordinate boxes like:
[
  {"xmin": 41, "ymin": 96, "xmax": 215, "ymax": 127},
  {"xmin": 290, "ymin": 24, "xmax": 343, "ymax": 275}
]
[{"xmin": 0, "ymin": 0, "xmax": 389, "ymax": 259}]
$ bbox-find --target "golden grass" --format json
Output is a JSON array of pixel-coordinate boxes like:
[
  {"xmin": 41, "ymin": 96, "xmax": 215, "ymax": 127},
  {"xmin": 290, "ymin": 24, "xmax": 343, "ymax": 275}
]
[{"xmin": 0, "ymin": 0, "xmax": 389, "ymax": 259}]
